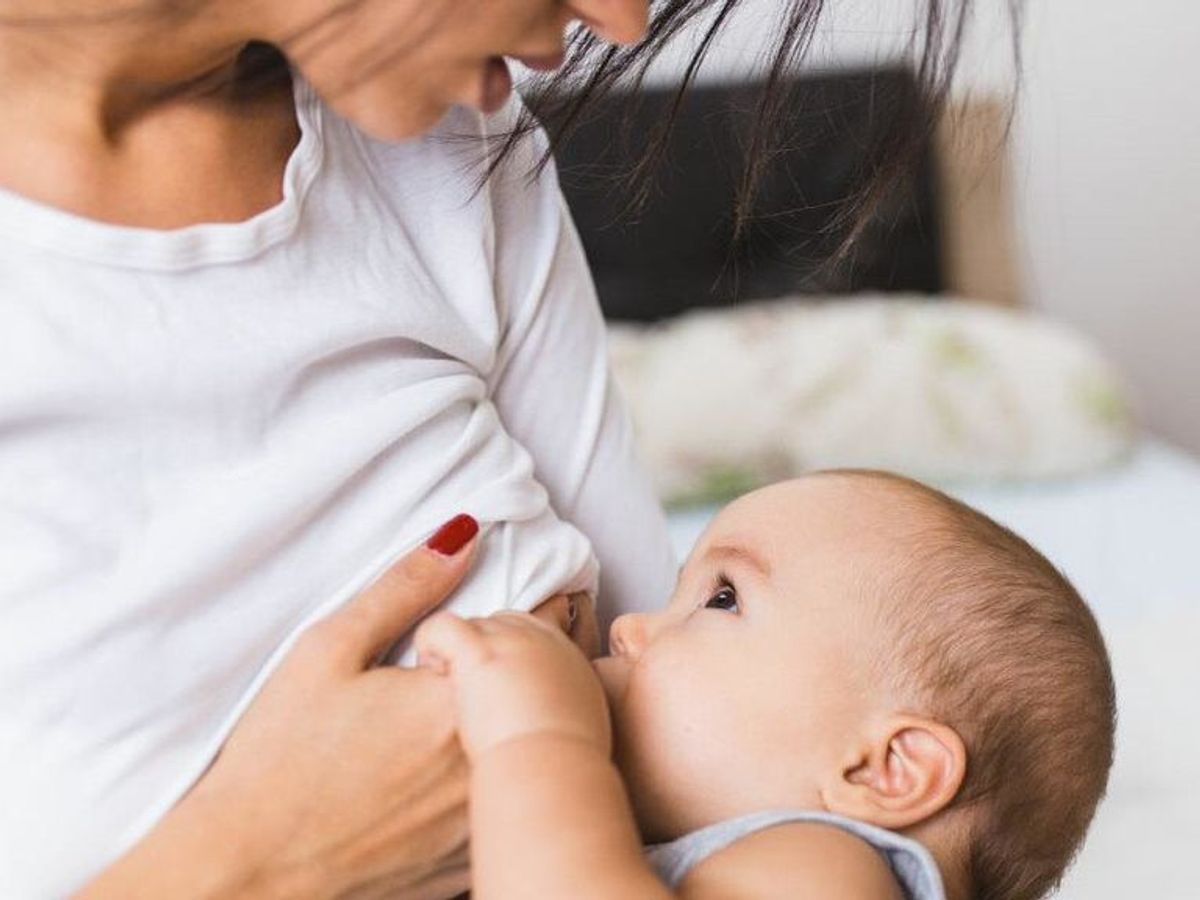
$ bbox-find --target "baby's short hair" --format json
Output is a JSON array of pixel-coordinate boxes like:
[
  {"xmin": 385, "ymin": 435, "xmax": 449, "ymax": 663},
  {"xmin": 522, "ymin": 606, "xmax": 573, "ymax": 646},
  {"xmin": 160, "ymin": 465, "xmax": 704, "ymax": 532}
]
[{"xmin": 834, "ymin": 471, "xmax": 1115, "ymax": 900}]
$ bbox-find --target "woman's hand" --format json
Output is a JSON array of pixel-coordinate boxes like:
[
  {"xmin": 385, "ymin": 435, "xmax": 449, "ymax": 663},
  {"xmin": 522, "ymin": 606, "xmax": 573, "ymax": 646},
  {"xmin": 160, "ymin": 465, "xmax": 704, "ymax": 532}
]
[
  {"xmin": 413, "ymin": 609, "xmax": 611, "ymax": 761},
  {"xmin": 78, "ymin": 515, "xmax": 482, "ymax": 900},
  {"xmin": 530, "ymin": 590, "xmax": 601, "ymax": 660}
]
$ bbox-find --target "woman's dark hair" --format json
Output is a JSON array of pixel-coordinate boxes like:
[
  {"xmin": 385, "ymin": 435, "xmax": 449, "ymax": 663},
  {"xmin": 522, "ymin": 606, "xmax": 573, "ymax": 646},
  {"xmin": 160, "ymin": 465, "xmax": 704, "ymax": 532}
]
[
  {"xmin": 4, "ymin": 0, "xmax": 1019, "ymax": 268},
  {"xmin": 500, "ymin": 0, "xmax": 1021, "ymax": 265}
]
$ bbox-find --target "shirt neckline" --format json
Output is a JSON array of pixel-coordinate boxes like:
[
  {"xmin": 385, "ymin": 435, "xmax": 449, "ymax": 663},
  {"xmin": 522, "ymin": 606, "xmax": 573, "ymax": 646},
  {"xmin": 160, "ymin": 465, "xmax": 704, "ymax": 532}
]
[{"xmin": 0, "ymin": 75, "xmax": 325, "ymax": 272}]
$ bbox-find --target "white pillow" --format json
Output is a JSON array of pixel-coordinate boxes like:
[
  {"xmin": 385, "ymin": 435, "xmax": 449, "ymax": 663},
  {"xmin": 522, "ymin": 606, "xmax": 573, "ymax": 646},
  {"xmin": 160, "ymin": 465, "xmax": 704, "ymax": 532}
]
[{"xmin": 608, "ymin": 296, "xmax": 1135, "ymax": 506}]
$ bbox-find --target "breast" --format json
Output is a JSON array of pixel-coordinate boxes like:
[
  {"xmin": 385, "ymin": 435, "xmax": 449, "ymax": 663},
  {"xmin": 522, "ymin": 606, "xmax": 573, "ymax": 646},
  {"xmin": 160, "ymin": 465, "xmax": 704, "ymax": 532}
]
[{"xmin": 0, "ymin": 262, "xmax": 595, "ymax": 898}]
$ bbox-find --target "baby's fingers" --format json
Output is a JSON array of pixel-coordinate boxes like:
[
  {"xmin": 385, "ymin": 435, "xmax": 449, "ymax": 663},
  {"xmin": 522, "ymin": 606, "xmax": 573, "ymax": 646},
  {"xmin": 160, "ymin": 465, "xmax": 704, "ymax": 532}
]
[{"xmin": 414, "ymin": 611, "xmax": 492, "ymax": 675}]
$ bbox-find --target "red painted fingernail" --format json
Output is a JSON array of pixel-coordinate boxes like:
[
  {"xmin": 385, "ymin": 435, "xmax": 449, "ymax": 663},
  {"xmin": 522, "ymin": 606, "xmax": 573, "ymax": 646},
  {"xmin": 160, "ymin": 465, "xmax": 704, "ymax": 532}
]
[{"xmin": 426, "ymin": 514, "xmax": 478, "ymax": 556}]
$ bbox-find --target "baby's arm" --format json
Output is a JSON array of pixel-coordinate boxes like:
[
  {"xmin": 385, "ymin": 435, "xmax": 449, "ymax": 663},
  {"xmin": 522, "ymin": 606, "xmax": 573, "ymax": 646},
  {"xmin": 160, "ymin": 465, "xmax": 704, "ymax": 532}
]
[
  {"xmin": 414, "ymin": 610, "xmax": 669, "ymax": 899},
  {"xmin": 413, "ymin": 612, "xmax": 902, "ymax": 900}
]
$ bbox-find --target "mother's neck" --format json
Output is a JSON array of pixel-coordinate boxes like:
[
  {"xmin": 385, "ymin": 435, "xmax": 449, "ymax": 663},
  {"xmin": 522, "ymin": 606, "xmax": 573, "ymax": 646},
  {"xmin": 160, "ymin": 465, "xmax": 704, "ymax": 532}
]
[
  {"xmin": 0, "ymin": 1, "xmax": 301, "ymax": 227},
  {"xmin": 0, "ymin": 1, "xmax": 266, "ymax": 138}
]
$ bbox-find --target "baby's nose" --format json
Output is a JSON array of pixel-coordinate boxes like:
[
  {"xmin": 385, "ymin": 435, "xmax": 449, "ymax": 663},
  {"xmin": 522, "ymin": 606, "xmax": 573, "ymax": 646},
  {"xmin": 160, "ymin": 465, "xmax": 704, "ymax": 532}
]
[{"xmin": 608, "ymin": 612, "xmax": 651, "ymax": 659}]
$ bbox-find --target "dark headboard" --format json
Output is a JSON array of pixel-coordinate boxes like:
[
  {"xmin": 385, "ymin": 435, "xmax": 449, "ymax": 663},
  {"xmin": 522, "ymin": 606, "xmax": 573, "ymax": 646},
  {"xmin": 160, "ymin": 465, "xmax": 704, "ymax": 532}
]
[{"xmin": 536, "ymin": 67, "xmax": 943, "ymax": 322}]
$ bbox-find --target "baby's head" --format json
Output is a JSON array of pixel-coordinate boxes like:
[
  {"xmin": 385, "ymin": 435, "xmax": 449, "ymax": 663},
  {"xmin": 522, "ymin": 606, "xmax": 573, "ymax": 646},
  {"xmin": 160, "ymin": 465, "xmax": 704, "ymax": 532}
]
[{"xmin": 594, "ymin": 470, "xmax": 1115, "ymax": 900}]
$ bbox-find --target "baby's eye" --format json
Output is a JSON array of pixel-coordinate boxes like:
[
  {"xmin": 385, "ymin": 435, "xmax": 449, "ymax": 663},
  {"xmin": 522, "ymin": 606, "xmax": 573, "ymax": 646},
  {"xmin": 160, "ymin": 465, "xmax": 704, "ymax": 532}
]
[{"xmin": 704, "ymin": 586, "xmax": 739, "ymax": 613}]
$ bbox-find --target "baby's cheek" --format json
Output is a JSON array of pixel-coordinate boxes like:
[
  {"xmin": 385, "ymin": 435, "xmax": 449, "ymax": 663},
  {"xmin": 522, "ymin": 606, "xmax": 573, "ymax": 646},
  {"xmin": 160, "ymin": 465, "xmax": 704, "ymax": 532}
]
[{"xmin": 614, "ymin": 650, "xmax": 747, "ymax": 840}]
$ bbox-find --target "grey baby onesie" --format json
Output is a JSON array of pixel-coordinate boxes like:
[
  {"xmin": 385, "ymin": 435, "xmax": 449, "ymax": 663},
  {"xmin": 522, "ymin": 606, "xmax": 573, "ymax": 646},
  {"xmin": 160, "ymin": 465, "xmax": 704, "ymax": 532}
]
[{"xmin": 645, "ymin": 809, "xmax": 945, "ymax": 899}]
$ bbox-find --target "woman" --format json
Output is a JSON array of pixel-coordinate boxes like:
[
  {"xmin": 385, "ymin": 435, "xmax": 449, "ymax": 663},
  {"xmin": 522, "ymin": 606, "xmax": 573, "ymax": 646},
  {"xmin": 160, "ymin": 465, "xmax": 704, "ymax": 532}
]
[{"xmin": 0, "ymin": 1, "xmax": 971, "ymax": 896}]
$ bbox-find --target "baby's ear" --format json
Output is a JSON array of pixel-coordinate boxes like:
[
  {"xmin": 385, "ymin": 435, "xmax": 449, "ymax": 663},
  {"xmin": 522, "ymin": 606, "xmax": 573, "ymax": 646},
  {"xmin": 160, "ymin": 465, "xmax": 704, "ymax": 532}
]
[{"xmin": 822, "ymin": 716, "xmax": 967, "ymax": 830}]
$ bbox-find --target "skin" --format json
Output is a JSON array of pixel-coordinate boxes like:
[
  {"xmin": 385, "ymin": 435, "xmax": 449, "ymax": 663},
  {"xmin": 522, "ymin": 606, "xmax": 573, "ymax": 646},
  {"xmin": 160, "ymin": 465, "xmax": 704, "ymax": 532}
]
[
  {"xmin": 74, "ymin": 527, "xmax": 593, "ymax": 900},
  {"xmin": 0, "ymin": 0, "xmax": 646, "ymax": 895},
  {"xmin": 77, "ymin": 528, "xmax": 484, "ymax": 900},
  {"xmin": 417, "ymin": 475, "xmax": 974, "ymax": 899},
  {"xmin": 0, "ymin": 0, "xmax": 648, "ymax": 227}
]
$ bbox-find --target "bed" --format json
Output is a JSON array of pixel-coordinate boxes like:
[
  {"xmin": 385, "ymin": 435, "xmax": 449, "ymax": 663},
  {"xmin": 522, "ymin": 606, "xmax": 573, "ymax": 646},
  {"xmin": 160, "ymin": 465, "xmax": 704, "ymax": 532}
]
[{"xmin": 542, "ymin": 68, "xmax": 1199, "ymax": 897}]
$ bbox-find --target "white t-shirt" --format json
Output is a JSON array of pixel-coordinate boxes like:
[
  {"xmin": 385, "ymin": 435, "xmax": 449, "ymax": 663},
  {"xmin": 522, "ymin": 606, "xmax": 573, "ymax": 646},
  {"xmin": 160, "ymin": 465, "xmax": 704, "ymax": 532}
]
[{"xmin": 0, "ymin": 77, "xmax": 678, "ymax": 897}]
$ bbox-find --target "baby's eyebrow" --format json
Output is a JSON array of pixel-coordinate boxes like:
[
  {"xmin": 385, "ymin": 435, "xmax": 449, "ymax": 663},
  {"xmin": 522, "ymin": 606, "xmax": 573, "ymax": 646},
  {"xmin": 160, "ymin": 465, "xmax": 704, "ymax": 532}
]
[{"xmin": 703, "ymin": 543, "xmax": 773, "ymax": 580}]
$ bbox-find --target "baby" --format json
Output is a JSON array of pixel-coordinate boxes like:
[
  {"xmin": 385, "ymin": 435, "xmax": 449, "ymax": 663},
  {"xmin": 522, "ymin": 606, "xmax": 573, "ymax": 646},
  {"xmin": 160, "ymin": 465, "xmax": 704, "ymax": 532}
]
[{"xmin": 415, "ymin": 470, "xmax": 1116, "ymax": 899}]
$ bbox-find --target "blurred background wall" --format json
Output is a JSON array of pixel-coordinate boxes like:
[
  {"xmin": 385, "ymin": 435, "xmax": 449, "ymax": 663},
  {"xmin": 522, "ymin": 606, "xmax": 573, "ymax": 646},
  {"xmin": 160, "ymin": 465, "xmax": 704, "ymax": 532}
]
[
  {"xmin": 1013, "ymin": 1, "xmax": 1200, "ymax": 454},
  {"xmin": 621, "ymin": 0, "xmax": 1200, "ymax": 453}
]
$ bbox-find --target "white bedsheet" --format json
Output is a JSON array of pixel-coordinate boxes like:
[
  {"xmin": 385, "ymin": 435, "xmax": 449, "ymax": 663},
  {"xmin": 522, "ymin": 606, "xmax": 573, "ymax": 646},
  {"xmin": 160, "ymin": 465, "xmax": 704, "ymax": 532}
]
[{"xmin": 664, "ymin": 437, "xmax": 1200, "ymax": 898}]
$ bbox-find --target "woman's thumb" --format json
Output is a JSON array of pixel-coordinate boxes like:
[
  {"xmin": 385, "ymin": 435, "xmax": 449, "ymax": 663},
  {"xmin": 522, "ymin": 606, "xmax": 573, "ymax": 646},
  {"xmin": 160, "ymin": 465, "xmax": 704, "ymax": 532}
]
[{"xmin": 324, "ymin": 514, "xmax": 479, "ymax": 670}]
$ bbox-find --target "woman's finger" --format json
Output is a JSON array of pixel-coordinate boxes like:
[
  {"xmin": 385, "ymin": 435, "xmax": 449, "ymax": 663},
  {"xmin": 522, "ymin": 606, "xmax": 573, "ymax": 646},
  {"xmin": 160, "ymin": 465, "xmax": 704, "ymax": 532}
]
[
  {"xmin": 532, "ymin": 592, "xmax": 600, "ymax": 658},
  {"xmin": 321, "ymin": 514, "xmax": 480, "ymax": 671},
  {"xmin": 570, "ymin": 593, "xmax": 601, "ymax": 659},
  {"xmin": 530, "ymin": 593, "xmax": 575, "ymax": 634}
]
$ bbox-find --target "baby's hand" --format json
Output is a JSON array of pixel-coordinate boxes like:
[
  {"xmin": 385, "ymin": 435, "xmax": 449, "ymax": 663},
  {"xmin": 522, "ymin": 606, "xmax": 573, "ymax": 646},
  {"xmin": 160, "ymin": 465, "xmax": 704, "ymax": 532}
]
[{"xmin": 413, "ymin": 609, "xmax": 611, "ymax": 760}]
